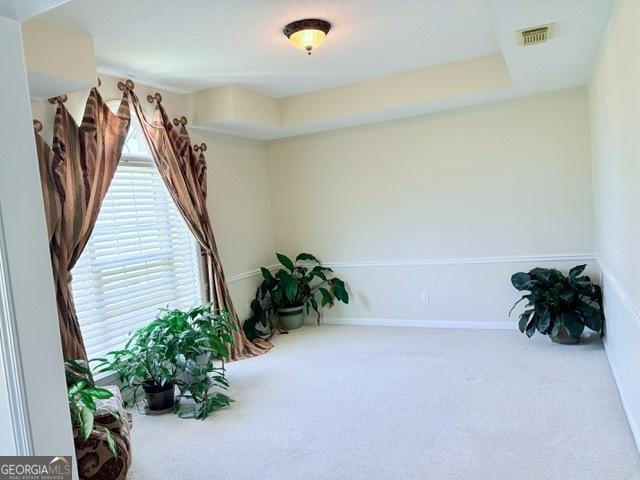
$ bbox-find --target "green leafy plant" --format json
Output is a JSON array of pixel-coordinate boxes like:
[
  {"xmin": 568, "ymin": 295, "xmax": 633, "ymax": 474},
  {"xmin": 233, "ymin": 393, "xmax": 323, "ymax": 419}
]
[
  {"xmin": 66, "ymin": 360, "xmax": 118, "ymax": 456},
  {"xmin": 93, "ymin": 305, "xmax": 235, "ymax": 419},
  {"xmin": 244, "ymin": 253, "xmax": 349, "ymax": 339},
  {"xmin": 169, "ymin": 306, "xmax": 235, "ymax": 419},
  {"xmin": 92, "ymin": 320, "xmax": 177, "ymax": 407},
  {"xmin": 510, "ymin": 265, "xmax": 604, "ymax": 341}
]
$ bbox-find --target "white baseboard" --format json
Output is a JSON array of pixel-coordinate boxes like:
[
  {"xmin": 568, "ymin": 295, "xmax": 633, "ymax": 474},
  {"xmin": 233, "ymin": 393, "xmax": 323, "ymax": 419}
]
[
  {"xmin": 322, "ymin": 316, "xmax": 517, "ymax": 330},
  {"xmin": 599, "ymin": 264, "xmax": 640, "ymax": 455}
]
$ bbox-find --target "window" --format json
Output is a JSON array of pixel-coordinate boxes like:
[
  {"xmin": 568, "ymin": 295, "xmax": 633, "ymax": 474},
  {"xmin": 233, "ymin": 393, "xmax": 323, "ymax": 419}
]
[{"xmin": 72, "ymin": 115, "xmax": 202, "ymax": 361}]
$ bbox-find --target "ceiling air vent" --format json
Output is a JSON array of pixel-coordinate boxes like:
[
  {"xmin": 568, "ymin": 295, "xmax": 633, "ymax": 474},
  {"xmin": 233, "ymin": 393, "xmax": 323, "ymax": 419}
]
[{"xmin": 517, "ymin": 24, "xmax": 553, "ymax": 46}]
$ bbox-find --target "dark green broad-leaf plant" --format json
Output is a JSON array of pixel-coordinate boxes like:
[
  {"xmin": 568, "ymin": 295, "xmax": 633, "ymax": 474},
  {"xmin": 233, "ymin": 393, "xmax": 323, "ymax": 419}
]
[
  {"xmin": 509, "ymin": 265, "xmax": 604, "ymax": 342},
  {"xmin": 244, "ymin": 253, "xmax": 349, "ymax": 339}
]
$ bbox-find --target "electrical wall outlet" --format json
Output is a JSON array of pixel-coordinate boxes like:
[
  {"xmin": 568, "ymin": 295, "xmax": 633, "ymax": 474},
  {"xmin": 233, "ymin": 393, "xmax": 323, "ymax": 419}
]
[{"xmin": 421, "ymin": 292, "xmax": 430, "ymax": 303}]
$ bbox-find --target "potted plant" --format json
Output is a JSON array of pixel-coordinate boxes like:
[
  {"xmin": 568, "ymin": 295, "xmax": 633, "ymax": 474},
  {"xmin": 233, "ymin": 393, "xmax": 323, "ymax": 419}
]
[
  {"xmin": 170, "ymin": 306, "xmax": 236, "ymax": 419},
  {"xmin": 245, "ymin": 253, "xmax": 349, "ymax": 336},
  {"xmin": 93, "ymin": 319, "xmax": 178, "ymax": 414},
  {"xmin": 510, "ymin": 265, "xmax": 604, "ymax": 344},
  {"xmin": 65, "ymin": 360, "xmax": 118, "ymax": 456},
  {"xmin": 94, "ymin": 304, "xmax": 235, "ymax": 419}
]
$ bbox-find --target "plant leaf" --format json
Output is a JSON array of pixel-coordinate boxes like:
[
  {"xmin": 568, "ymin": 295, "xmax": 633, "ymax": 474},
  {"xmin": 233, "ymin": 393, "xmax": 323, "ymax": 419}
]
[
  {"xmin": 518, "ymin": 310, "xmax": 532, "ymax": 333},
  {"xmin": 296, "ymin": 252, "xmax": 320, "ymax": 263},
  {"xmin": 525, "ymin": 312, "xmax": 538, "ymax": 337},
  {"xmin": 509, "ymin": 296, "xmax": 527, "ymax": 316},
  {"xmin": 80, "ymin": 405, "xmax": 94, "ymax": 440},
  {"xmin": 88, "ymin": 387, "xmax": 114, "ymax": 400},
  {"xmin": 272, "ymin": 289, "xmax": 283, "ymax": 306},
  {"xmin": 537, "ymin": 309, "xmax": 551, "ymax": 334},
  {"xmin": 319, "ymin": 288, "xmax": 333, "ymax": 307},
  {"xmin": 559, "ymin": 311, "xmax": 585, "ymax": 338},
  {"xmin": 577, "ymin": 302, "xmax": 603, "ymax": 332},
  {"xmin": 276, "ymin": 253, "xmax": 295, "ymax": 272},
  {"xmin": 104, "ymin": 430, "xmax": 117, "ymax": 457},
  {"xmin": 511, "ymin": 272, "xmax": 533, "ymax": 291},
  {"xmin": 568, "ymin": 264, "xmax": 587, "ymax": 279},
  {"xmin": 261, "ymin": 267, "xmax": 275, "ymax": 282},
  {"xmin": 94, "ymin": 426, "xmax": 118, "ymax": 457},
  {"xmin": 331, "ymin": 278, "xmax": 349, "ymax": 304}
]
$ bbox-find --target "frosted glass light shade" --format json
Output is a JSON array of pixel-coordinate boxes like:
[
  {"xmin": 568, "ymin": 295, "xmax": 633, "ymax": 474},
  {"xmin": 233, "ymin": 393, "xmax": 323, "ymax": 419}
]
[{"xmin": 289, "ymin": 29, "xmax": 326, "ymax": 53}]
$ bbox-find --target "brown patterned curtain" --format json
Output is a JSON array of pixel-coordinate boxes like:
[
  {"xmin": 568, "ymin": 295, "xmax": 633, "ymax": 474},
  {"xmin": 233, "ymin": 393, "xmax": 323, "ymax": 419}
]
[
  {"xmin": 35, "ymin": 88, "xmax": 131, "ymax": 360},
  {"xmin": 126, "ymin": 89, "xmax": 271, "ymax": 360}
]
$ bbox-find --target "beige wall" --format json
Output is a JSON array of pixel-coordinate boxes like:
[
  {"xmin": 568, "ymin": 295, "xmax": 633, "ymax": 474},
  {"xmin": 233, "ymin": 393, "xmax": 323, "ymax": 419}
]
[
  {"xmin": 32, "ymin": 75, "xmax": 275, "ymax": 320},
  {"xmin": 266, "ymin": 87, "xmax": 595, "ymax": 324},
  {"xmin": 268, "ymin": 88, "xmax": 593, "ymax": 261},
  {"xmin": 589, "ymin": 0, "xmax": 640, "ymax": 448},
  {"xmin": 21, "ymin": 19, "xmax": 96, "ymax": 99},
  {"xmin": 190, "ymin": 129, "xmax": 275, "ymax": 318},
  {"xmin": 590, "ymin": 0, "xmax": 640, "ymax": 310}
]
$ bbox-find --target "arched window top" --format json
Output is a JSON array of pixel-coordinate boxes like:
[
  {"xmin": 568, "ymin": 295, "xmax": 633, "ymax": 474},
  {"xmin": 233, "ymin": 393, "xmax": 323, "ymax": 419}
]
[{"xmin": 106, "ymin": 99, "xmax": 150, "ymax": 158}]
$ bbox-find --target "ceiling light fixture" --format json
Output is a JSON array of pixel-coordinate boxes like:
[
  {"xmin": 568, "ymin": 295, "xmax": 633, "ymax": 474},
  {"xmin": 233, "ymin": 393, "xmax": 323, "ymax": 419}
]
[{"xmin": 283, "ymin": 19, "xmax": 331, "ymax": 55}]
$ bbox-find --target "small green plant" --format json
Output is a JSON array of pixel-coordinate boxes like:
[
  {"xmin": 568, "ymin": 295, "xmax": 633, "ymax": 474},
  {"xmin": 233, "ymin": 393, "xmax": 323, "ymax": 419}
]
[
  {"xmin": 93, "ymin": 304, "xmax": 235, "ymax": 419},
  {"xmin": 244, "ymin": 253, "xmax": 349, "ymax": 339},
  {"xmin": 510, "ymin": 265, "xmax": 604, "ymax": 342},
  {"xmin": 65, "ymin": 360, "xmax": 118, "ymax": 456},
  {"xmin": 92, "ymin": 321, "xmax": 177, "ymax": 407},
  {"xmin": 169, "ymin": 306, "xmax": 235, "ymax": 419}
]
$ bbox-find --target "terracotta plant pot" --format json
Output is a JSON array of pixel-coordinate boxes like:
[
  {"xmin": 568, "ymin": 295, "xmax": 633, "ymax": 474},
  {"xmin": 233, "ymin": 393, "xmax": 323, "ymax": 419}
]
[
  {"xmin": 550, "ymin": 328, "xmax": 580, "ymax": 345},
  {"xmin": 278, "ymin": 305, "xmax": 305, "ymax": 330}
]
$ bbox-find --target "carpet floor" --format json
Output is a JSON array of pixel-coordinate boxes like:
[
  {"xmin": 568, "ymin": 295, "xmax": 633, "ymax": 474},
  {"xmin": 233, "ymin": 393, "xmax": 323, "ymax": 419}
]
[{"xmin": 127, "ymin": 325, "xmax": 640, "ymax": 480}]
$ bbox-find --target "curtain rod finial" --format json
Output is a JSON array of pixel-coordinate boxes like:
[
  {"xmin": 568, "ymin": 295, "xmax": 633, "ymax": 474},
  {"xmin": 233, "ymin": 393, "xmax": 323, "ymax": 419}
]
[
  {"xmin": 33, "ymin": 119, "xmax": 43, "ymax": 133},
  {"xmin": 173, "ymin": 116, "xmax": 188, "ymax": 127},
  {"xmin": 118, "ymin": 79, "xmax": 135, "ymax": 91},
  {"xmin": 146, "ymin": 93, "xmax": 162, "ymax": 104},
  {"xmin": 47, "ymin": 94, "xmax": 68, "ymax": 105}
]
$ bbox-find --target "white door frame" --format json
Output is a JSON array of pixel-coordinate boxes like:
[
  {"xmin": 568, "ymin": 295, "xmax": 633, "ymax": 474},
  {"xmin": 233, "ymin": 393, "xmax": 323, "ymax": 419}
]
[{"xmin": 0, "ymin": 204, "xmax": 33, "ymax": 455}]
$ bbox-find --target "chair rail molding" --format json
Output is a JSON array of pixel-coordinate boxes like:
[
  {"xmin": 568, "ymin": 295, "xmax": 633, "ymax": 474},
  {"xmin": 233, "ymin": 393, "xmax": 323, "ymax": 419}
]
[
  {"xmin": 599, "ymin": 261, "xmax": 640, "ymax": 330},
  {"xmin": 226, "ymin": 253, "xmax": 596, "ymax": 284}
]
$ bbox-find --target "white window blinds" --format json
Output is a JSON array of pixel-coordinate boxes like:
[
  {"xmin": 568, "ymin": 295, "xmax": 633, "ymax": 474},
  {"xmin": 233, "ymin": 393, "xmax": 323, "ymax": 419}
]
[{"xmin": 71, "ymin": 127, "xmax": 202, "ymax": 361}]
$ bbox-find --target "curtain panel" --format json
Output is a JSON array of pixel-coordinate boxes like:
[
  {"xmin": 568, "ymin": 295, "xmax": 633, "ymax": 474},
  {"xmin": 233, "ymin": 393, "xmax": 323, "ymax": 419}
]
[
  {"xmin": 126, "ymin": 90, "xmax": 271, "ymax": 360},
  {"xmin": 35, "ymin": 88, "xmax": 131, "ymax": 360}
]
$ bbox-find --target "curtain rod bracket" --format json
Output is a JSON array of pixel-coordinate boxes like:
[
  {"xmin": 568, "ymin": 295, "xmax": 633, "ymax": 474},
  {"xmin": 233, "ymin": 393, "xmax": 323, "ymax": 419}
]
[
  {"xmin": 117, "ymin": 79, "xmax": 135, "ymax": 91},
  {"xmin": 173, "ymin": 116, "xmax": 188, "ymax": 127},
  {"xmin": 32, "ymin": 119, "xmax": 43, "ymax": 133},
  {"xmin": 146, "ymin": 93, "xmax": 162, "ymax": 104},
  {"xmin": 47, "ymin": 94, "xmax": 67, "ymax": 105}
]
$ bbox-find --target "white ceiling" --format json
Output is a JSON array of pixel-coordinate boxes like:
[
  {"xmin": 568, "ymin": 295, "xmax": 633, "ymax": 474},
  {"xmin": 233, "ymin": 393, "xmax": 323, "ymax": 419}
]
[
  {"xmin": 0, "ymin": 0, "xmax": 69, "ymax": 20},
  {"xmin": 489, "ymin": 0, "xmax": 615, "ymax": 94},
  {"xmin": 40, "ymin": 0, "xmax": 500, "ymax": 97},
  {"xmin": 33, "ymin": 0, "xmax": 616, "ymax": 139}
]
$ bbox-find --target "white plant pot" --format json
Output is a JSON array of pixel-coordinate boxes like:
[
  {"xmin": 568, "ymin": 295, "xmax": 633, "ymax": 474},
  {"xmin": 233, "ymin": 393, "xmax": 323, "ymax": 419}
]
[{"xmin": 278, "ymin": 306, "xmax": 305, "ymax": 330}]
